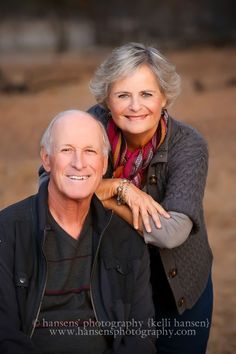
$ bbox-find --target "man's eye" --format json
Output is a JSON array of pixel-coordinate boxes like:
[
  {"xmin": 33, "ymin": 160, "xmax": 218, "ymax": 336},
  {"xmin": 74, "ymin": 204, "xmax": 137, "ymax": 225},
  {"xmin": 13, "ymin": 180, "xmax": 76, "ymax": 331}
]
[
  {"xmin": 61, "ymin": 148, "xmax": 72, "ymax": 152},
  {"xmin": 86, "ymin": 149, "xmax": 97, "ymax": 154}
]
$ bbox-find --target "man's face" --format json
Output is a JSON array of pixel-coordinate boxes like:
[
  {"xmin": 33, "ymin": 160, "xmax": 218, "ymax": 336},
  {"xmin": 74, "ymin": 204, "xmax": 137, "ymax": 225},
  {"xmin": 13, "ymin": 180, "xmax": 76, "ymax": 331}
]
[{"xmin": 41, "ymin": 113, "xmax": 108, "ymax": 203}]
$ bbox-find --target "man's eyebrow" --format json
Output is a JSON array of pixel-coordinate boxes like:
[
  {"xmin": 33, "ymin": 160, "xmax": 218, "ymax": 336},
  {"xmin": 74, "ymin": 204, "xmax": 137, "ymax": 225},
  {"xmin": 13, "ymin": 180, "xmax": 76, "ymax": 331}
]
[
  {"xmin": 85, "ymin": 145, "xmax": 99, "ymax": 150},
  {"xmin": 58, "ymin": 143, "xmax": 73, "ymax": 148},
  {"xmin": 57, "ymin": 143, "xmax": 100, "ymax": 150}
]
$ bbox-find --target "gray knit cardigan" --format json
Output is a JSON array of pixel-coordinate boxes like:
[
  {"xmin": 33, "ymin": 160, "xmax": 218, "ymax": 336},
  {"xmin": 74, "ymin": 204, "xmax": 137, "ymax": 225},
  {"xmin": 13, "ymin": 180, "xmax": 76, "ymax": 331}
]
[{"xmin": 89, "ymin": 105, "xmax": 213, "ymax": 314}]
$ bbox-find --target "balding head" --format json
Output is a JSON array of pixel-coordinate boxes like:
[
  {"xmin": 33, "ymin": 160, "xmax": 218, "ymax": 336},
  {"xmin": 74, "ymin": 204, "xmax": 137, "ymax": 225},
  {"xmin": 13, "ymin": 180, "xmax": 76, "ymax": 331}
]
[{"xmin": 40, "ymin": 109, "xmax": 110, "ymax": 156}]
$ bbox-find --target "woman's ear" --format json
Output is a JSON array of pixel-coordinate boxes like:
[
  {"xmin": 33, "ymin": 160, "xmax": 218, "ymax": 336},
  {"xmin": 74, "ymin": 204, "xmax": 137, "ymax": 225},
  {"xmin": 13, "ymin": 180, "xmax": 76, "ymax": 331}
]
[
  {"xmin": 40, "ymin": 147, "xmax": 51, "ymax": 173},
  {"xmin": 161, "ymin": 94, "xmax": 167, "ymax": 109}
]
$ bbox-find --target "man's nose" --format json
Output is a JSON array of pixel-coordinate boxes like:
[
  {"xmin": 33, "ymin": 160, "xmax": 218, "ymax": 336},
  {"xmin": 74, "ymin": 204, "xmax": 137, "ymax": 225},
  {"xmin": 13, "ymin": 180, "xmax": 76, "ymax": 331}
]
[{"xmin": 71, "ymin": 150, "xmax": 86, "ymax": 169}]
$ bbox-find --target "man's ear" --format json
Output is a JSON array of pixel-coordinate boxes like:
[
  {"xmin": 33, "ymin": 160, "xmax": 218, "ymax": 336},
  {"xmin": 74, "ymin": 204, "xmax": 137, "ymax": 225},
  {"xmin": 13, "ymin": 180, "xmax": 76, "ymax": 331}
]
[
  {"xmin": 102, "ymin": 156, "xmax": 108, "ymax": 176},
  {"xmin": 40, "ymin": 146, "xmax": 51, "ymax": 173}
]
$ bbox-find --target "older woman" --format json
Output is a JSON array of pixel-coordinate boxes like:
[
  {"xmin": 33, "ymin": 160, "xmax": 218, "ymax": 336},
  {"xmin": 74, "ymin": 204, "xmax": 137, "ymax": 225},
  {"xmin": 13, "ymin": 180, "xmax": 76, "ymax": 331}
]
[{"xmin": 88, "ymin": 42, "xmax": 213, "ymax": 354}]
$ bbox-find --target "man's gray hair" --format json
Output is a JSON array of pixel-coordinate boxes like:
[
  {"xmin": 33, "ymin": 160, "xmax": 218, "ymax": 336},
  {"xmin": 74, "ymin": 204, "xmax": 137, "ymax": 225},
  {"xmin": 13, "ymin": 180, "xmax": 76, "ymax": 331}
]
[
  {"xmin": 89, "ymin": 42, "xmax": 181, "ymax": 108},
  {"xmin": 40, "ymin": 109, "xmax": 110, "ymax": 156}
]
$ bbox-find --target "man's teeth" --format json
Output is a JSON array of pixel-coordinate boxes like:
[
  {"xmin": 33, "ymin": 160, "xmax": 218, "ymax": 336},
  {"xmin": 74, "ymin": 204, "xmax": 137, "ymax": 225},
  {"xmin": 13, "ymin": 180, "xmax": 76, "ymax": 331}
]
[{"xmin": 69, "ymin": 175, "xmax": 89, "ymax": 180}]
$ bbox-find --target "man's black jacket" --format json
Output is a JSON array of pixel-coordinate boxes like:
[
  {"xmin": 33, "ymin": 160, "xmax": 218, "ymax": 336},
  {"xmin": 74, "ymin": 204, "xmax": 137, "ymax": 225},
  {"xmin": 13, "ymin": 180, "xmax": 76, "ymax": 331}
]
[{"xmin": 0, "ymin": 182, "xmax": 155, "ymax": 354}]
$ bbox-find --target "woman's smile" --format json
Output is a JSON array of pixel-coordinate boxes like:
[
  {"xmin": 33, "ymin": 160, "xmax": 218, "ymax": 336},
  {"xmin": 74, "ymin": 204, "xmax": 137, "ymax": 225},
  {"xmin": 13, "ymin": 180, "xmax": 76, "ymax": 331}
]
[{"xmin": 107, "ymin": 64, "xmax": 166, "ymax": 147}]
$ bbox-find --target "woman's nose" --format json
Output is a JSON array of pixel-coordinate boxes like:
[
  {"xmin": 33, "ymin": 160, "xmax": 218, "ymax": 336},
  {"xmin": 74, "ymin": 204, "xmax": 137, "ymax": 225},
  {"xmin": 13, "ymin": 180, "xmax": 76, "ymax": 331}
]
[{"xmin": 129, "ymin": 97, "xmax": 142, "ymax": 111}]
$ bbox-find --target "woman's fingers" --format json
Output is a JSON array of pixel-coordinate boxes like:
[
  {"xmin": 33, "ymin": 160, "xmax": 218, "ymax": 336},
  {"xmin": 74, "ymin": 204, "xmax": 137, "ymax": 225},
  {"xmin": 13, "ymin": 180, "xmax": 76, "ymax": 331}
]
[
  {"xmin": 139, "ymin": 208, "xmax": 152, "ymax": 233},
  {"xmin": 127, "ymin": 185, "xmax": 169, "ymax": 215},
  {"xmin": 132, "ymin": 201, "xmax": 169, "ymax": 232},
  {"xmin": 131, "ymin": 206, "xmax": 140, "ymax": 230},
  {"xmin": 139, "ymin": 199, "xmax": 171, "ymax": 231},
  {"xmin": 148, "ymin": 208, "xmax": 162, "ymax": 230},
  {"xmin": 125, "ymin": 185, "xmax": 170, "ymax": 232},
  {"xmin": 153, "ymin": 201, "xmax": 170, "ymax": 218},
  {"xmin": 140, "ymin": 203, "xmax": 162, "ymax": 231}
]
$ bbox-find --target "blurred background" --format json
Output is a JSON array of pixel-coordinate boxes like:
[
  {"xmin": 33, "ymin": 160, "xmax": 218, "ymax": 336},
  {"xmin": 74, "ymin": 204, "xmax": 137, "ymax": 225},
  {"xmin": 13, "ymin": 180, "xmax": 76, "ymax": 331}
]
[{"xmin": 0, "ymin": 1, "xmax": 236, "ymax": 353}]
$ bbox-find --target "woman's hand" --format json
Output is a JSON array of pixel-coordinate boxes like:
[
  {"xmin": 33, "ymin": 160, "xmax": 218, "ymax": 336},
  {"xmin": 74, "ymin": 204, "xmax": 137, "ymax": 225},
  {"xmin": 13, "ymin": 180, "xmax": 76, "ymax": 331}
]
[
  {"xmin": 96, "ymin": 178, "xmax": 170, "ymax": 234},
  {"xmin": 124, "ymin": 183, "xmax": 170, "ymax": 232}
]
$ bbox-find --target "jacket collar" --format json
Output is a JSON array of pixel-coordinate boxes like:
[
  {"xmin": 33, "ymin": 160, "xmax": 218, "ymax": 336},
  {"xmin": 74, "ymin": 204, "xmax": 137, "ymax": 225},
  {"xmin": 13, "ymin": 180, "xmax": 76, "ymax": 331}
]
[
  {"xmin": 35, "ymin": 179, "xmax": 112, "ymax": 243},
  {"xmin": 150, "ymin": 116, "xmax": 173, "ymax": 164}
]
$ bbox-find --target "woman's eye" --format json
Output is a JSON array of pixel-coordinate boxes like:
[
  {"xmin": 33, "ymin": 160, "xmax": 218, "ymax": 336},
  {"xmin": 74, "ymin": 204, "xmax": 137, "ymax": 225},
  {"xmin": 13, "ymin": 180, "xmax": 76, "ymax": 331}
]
[
  {"xmin": 118, "ymin": 93, "xmax": 129, "ymax": 99},
  {"xmin": 141, "ymin": 92, "xmax": 152, "ymax": 97}
]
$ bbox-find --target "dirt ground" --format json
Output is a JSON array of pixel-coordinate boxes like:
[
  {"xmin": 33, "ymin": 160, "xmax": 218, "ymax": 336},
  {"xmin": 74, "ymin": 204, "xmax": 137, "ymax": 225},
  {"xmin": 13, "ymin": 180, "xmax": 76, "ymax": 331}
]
[{"xmin": 0, "ymin": 46, "xmax": 235, "ymax": 354}]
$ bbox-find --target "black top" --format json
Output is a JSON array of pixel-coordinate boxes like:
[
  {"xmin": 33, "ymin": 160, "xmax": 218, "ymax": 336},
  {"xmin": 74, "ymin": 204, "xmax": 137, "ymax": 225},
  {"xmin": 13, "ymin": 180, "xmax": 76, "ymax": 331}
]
[{"xmin": 32, "ymin": 210, "xmax": 109, "ymax": 354}]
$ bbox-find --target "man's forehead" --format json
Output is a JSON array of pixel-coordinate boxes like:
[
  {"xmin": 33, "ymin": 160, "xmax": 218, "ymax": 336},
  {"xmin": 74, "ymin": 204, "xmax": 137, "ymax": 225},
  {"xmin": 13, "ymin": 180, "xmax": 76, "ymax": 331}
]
[
  {"xmin": 54, "ymin": 113, "xmax": 99, "ymax": 130},
  {"xmin": 53, "ymin": 133, "xmax": 102, "ymax": 148},
  {"xmin": 52, "ymin": 114, "xmax": 103, "ymax": 144},
  {"xmin": 54, "ymin": 141, "xmax": 102, "ymax": 150}
]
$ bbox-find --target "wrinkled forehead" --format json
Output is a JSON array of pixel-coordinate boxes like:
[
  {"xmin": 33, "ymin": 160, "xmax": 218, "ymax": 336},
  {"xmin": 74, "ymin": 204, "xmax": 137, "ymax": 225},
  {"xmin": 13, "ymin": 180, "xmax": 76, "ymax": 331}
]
[{"xmin": 51, "ymin": 114, "xmax": 104, "ymax": 150}]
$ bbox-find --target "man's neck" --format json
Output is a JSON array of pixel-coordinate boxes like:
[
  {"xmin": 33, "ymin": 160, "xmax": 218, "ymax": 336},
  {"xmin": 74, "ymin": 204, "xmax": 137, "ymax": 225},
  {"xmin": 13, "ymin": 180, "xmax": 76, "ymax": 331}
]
[{"xmin": 48, "ymin": 186, "xmax": 91, "ymax": 240}]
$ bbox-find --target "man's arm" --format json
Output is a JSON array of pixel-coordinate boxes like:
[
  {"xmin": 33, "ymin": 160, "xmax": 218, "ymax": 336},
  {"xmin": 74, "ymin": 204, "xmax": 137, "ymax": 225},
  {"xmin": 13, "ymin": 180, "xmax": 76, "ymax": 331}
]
[{"xmin": 0, "ymin": 221, "xmax": 40, "ymax": 354}]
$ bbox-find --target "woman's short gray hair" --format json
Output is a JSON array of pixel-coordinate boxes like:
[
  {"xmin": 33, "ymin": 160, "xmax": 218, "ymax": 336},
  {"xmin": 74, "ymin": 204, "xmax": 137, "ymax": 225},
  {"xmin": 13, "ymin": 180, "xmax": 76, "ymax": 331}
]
[
  {"xmin": 40, "ymin": 109, "xmax": 110, "ymax": 156},
  {"xmin": 89, "ymin": 42, "xmax": 181, "ymax": 108}
]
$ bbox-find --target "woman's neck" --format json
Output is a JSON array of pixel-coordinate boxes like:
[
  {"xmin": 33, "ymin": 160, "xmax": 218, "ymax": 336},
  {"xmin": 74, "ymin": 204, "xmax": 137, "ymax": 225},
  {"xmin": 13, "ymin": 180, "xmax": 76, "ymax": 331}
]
[{"xmin": 123, "ymin": 130, "xmax": 156, "ymax": 151}]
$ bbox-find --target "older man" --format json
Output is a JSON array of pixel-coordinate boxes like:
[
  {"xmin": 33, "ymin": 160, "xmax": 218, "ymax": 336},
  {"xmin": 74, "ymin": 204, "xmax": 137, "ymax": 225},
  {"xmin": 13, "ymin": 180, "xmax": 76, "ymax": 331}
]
[{"xmin": 0, "ymin": 110, "xmax": 155, "ymax": 354}]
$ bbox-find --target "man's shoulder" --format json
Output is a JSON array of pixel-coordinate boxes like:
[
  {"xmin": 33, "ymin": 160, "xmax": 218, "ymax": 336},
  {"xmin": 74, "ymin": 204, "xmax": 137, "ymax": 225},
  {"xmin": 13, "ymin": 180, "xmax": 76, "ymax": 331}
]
[
  {"xmin": 104, "ymin": 213, "xmax": 146, "ymax": 256},
  {"xmin": 0, "ymin": 194, "xmax": 36, "ymax": 224}
]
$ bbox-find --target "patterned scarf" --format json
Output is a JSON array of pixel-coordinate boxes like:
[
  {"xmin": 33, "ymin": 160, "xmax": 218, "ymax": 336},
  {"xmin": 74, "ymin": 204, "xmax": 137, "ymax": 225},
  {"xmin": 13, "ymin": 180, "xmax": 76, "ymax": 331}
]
[{"xmin": 107, "ymin": 110, "xmax": 168, "ymax": 188}]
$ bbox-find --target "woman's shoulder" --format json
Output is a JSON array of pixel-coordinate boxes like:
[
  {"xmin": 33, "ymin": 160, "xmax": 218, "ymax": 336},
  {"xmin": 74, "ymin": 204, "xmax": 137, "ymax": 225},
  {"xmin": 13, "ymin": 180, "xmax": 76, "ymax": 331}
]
[
  {"xmin": 168, "ymin": 116, "xmax": 208, "ymax": 153},
  {"xmin": 87, "ymin": 104, "xmax": 109, "ymax": 126}
]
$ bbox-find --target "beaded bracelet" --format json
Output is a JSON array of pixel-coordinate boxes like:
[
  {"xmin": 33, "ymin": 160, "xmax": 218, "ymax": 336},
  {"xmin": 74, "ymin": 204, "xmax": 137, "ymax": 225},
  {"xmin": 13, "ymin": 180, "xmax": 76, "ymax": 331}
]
[{"xmin": 116, "ymin": 179, "xmax": 130, "ymax": 205}]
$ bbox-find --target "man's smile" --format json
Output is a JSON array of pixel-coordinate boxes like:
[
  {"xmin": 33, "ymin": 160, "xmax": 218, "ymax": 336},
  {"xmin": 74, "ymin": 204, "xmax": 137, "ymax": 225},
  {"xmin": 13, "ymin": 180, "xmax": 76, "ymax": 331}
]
[{"xmin": 67, "ymin": 175, "xmax": 90, "ymax": 181}]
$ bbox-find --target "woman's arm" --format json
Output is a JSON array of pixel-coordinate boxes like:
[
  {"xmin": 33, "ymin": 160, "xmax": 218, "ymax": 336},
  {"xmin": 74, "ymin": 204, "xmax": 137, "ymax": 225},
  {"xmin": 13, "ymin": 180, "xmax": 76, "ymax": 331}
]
[
  {"xmin": 95, "ymin": 178, "xmax": 120, "ymax": 201},
  {"xmin": 161, "ymin": 128, "xmax": 209, "ymax": 233},
  {"xmin": 142, "ymin": 212, "xmax": 193, "ymax": 248},
  {"xmin": 102, "ymin": 198, "xmax": 192, "ymax": 249},
  {"xmin": 96, "ymin": 179, "xmax": 170, "ymax": 232}
]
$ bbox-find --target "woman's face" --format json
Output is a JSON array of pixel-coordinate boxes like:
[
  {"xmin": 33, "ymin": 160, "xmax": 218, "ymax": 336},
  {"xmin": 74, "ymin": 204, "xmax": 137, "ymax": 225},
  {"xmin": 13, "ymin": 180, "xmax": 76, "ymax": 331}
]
[{"xmin": 106, "ymin": 64, "xmax": 167, "ymax": 147}]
